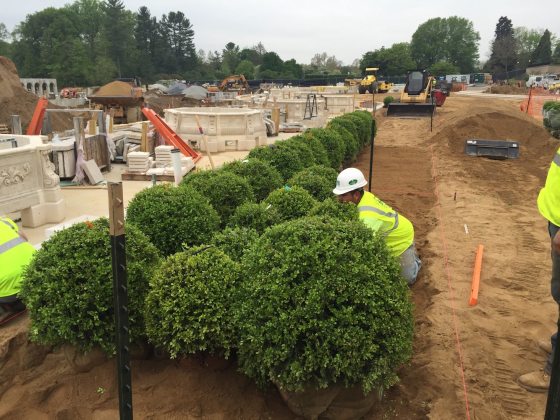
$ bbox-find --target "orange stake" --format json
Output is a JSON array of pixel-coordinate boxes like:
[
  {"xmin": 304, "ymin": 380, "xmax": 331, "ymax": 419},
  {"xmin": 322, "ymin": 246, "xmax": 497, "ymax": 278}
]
[{"xmin": 469, "ymin": 244, "xmax": 484, "ymax": 306}]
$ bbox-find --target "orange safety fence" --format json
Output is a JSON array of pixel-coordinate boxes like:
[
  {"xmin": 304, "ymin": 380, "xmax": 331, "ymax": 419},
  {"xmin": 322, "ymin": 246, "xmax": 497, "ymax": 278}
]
[{"xmin": 520, "ymin": 87, "xmax": 560, "ymax": 121}]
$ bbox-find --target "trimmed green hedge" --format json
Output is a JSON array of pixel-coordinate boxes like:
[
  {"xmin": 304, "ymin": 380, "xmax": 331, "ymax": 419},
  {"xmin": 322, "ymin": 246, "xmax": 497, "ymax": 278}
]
[
  {"xmin": 328, "ymin": 119, "xmax": 360, "ymax": 163},
  {"xmin": 228, "ymin": 202, "xmax": 281, "ymax": 233},
  {"xmin": 248, "ymin": 144, "xmax": 305, "ymax": 181},
  {"xmin": 281, "ymin": 137, "xmax": 316, "ymax": 168},
  {"xmin": 211, "ymin": 227, "xmax": 260, "ymax": 261},
  {"xmin": 288, "ymin": 165, "xmax": 339, "ymax": 201},
  {"xmin": 309, "ymin": 198, "xmax": 360, "ymax": 222},
  {"xmin": 304, "ymin": 128, "xmax": 345, "ymax": 170},
  {"xmin": 20, "ymin": 218, "xmax": 161, "ymax": 355},
  {"xmin": 126, "ymin": 184, "xmax": 220, "ymax": 256},
  {"xmin": 221, "ymin": 158, "xmax": 283, "ymax": 202},
  {"xmin": 236, "ymin": 216, "xmax": 414, "ymax": 392},
  {"xmin": 296, "ymin": 133, "xmax": 330, "ymax": 167},
  {"xmin": 181, "ymin": 170, "xmax": 255, "ymax": 226},
  {"xmin": 145, "ymin": 246, "xmax": 241, "ymax": 358},
  {"xmin": 263, "ymin": 186, "xmax": 318, "ymax": 222}
]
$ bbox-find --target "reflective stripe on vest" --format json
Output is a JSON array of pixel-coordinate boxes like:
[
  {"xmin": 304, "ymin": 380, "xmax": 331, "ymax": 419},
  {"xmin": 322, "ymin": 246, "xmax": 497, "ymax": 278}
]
[
  {"xmin": 554, "ymin": 154, "xmax": 560, "ymax": 167},
  {"xmin": 0, "ymin": 236, "xmax": 25, "ymax": 254},
  {"xmin": 0, "ymin": 219, "xmax": 16, "ymax": 231},
  {"xmin": 358, "ymin": 204, "xmax": 398, "ymax": 235}
]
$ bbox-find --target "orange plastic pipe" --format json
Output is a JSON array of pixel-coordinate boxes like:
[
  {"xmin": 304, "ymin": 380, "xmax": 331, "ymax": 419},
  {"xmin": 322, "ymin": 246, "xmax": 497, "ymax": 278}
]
[{"xmin": 469, "ymin": 245, "xmax": 484, "ymax": 306}]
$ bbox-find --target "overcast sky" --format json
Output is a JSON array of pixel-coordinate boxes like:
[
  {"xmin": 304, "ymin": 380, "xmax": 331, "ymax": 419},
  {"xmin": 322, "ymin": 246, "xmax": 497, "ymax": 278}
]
[{"xmin": 2, "ymin": 0, "xmax": 559, "ymax": 65}]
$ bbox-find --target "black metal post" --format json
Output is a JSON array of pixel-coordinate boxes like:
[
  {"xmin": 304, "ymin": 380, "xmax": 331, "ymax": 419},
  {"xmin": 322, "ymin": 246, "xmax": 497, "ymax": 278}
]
[
  {"xmin": 430, "ymin": 95, "xmax": 434, "ymax": 132},
  {"xmin": 545, "ymin": 316, "xmax": 560, "ymax": 419},
  {"xmin": 368, "ymin": 121, "xmax": 375, "ymax": 192},
  {"xmin": 109, "ymin": 182, "xmax": 133, "ymax": 420}
]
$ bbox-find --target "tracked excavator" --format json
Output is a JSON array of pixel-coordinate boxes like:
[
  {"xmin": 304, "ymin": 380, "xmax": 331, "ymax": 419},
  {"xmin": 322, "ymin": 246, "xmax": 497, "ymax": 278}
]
[{"xmin": 386, "ymin": 70, "xmax": 437, "ymax": 117}]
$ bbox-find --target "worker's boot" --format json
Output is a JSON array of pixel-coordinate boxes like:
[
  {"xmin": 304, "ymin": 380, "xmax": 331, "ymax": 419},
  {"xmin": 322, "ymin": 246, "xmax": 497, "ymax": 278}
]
[
  {"xmin": 517, "ymin": 370, "xmax": 550, "ymax": 393},
  {"xmin": 538, "ymin": 339, "xmax": 553, "ymax": 355}
]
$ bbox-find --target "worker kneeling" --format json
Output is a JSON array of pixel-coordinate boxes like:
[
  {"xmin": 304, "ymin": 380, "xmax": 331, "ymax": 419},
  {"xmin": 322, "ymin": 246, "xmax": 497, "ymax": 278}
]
[
  {"xmin": 0, "ymin": 217, "xmax": 35, "ymax": 323},
  {"xmin": 333, "ymin": 168, "xmax": 421, "ymax": 285}
]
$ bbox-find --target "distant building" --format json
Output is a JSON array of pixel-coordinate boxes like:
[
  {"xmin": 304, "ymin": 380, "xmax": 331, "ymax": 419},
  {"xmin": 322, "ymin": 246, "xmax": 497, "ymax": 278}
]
[
  {"xmin": 526, "ymin": 64, "xmax": 560, "ymax": 76},
  {"xmin": 20, "ymin": 78, "xmax": 58, "ymax": 98}
]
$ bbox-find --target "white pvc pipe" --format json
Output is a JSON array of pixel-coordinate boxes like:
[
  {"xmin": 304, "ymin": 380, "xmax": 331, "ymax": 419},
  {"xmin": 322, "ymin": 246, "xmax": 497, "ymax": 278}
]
[{"xmin": 171, "ymin": 148, "xmax": 182, "ymax": 186}]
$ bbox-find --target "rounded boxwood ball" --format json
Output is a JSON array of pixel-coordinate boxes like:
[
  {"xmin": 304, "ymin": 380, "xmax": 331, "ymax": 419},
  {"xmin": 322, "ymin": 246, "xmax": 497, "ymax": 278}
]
[
  {"xmin": 211, "ymin": 226, "xmax": 260, "ymax": 261},
  {"xmin": 309, "ymin": 198, "xmax": 360, "ymax": 222},
  {"xmin": 263, "ymin": 185, "xmax": 317, "ymax": 222},
  {"xmin": 145, "ymin": 246, "xmax": 241, "ymax": 358},
  {"xmin": 20, "ymin": 218, "xmax": 161, "ymax": 355},
  {"xmin": 221, "ymin": 158, "xmax": 283, "ymax": 202},
  {"xmin": 237, "ymin": 216, "xmax": 413, "ymax": 392},
  {"xmin": 126, "ymin": 184, "xmax": 220, "ymax": 256},
  {"xmin": 181, "ymin": 170, "xmax": 255, "ymax": 226},
  {"xmin": 228, "ymin": 202, "xmax": 281, "ymax": 233},
  {"xmin": 288, "ymin": 165, "xmax": 338, "ymax": 201}
]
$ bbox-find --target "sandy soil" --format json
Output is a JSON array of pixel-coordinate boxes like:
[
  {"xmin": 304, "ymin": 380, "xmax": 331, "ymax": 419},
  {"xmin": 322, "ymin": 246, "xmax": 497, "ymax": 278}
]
[{"xmin": 1, "ymin": 93, "xmax": 558, "ymax": 419}]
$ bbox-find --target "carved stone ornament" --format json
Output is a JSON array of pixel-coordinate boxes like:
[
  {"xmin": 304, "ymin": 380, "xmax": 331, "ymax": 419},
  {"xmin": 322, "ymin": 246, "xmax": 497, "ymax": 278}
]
[
  {"xmin": 0, "ymin": 163, "xmax": 31, "ymax": 186},
  {"xmin": 40, "ymin": 149, "xmax": 60, "ymax": 187}
]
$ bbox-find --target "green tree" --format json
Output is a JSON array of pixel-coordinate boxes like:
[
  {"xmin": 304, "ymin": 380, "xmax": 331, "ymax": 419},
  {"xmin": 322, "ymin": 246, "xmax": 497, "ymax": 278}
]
[
  {"xmin": 0, "ymin": 22, "xmax": 11, "ymax": 57},
  {"xmin": 530, "ymin": 29, "xmax": 552, "ymax": 66},
  {"xmin": 100, "ymin": 0, "xmax": 136, "ymax": 77},
  {"xmin": 410, "ymin": 16, "xmax": 479, "ymax": 72},
  {"xmin": 0, "ymin": 22, "xmax": 9, "ymax": 40},
  {"xmin": 487, "ymin": 16, "xmax": 517, "ymax": 75},
  {"xmin": 283, "ymin": 58, "xmax": 303, "ymax": 78},
  {"xmin": 429, "ymin": 61, "xmax": 459, "ymax": 76},
  {"xmin": 134, "ymin": 6, "xmax": 157, "ymax": 80},
  {"xmin": 360, "ymin": 43, "xmax": 415, "ymax": 76},
  {"xmin": 260, "ymin": 51, "xmax": 284, "ymax": 73},
  {"xmin": 553, "ymin": 42, "xmax": 560, "ymax": 64},
  {"xmin": 159, "ymin": 11, "xmax": 197, "ymax": 74},
  {"xmin": 222, "ymin": 42, "xmax": 240, "ymax": 74},
  {"xmin": 515, "ymin": 27, "xmax": 543, "ymax": 69},
  {"xmin": 235, "ymin": 59, "xmax": 255, "ymax": 79}
]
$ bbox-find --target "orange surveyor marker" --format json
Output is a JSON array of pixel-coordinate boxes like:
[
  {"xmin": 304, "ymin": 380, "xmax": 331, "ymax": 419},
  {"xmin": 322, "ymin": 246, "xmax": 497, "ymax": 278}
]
[{"xmin": 469, "ymin": 244, "xmax": 484, "ymax": 306}]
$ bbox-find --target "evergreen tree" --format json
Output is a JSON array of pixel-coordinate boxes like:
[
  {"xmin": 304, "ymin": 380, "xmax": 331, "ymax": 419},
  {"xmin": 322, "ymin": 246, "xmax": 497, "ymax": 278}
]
[
  {"xmin": 487, "ymin": 16, "xmax": 517, "ymax": 76},
  {"xmin": 529, "ymin": 29, "xmax": 552, "ymax": 66}
]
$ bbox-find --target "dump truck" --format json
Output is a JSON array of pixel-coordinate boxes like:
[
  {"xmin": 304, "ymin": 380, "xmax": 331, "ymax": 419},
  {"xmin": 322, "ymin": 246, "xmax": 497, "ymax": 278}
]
[{"xmin": 386, "ymin": 70, "xmax": 436, "ymax": 117}]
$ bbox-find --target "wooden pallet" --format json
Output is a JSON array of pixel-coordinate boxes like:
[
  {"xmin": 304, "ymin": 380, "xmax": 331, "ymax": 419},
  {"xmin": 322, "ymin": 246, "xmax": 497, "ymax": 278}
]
[
  {"xmin": 121, "ymin": 172, "xmax": 175, "ymax": 182},
  {"xmin": 0, "ymin": 124, "xmax": 10, "ymax": 134}
]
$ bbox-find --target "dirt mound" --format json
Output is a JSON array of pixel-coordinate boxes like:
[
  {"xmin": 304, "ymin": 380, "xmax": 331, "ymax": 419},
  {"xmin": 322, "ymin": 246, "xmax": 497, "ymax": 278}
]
[
  {"xmin": 92, "ymin": 81, "xmax": 137, "ymax": 97},
  {"xmin": 0, "ymin": 56, "xmax": 77, "ymax": 132},
  {"xmin": 484, "ymin": 85, "xmax": 528, "ymax": 95}
]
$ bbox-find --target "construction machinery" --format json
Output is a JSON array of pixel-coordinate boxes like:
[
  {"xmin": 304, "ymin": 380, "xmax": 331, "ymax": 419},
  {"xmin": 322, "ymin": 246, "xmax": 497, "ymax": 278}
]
[
  {"xmin": 358, "ymin": 67, "xmax": 393, "ymax": 94},
  {"xmin": 386, "ymin": 70, "xmax": 437, "ymax": 117}
]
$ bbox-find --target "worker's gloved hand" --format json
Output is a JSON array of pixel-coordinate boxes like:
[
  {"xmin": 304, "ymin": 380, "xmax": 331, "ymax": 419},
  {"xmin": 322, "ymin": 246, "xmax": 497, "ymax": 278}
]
[{"xmin": 553, "ymin": 230, "xmax": 560, "ymax": 255}]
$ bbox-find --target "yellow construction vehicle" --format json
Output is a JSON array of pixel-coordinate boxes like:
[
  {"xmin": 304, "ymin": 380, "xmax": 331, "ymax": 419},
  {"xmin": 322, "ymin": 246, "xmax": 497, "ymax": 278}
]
[
  {"xmin": 358, "ymin": 67, "xmax": 393, "ymax": 94},
  {"xmin": 386, "ymin": 70, "xmax": 436, "ymax": 117}
]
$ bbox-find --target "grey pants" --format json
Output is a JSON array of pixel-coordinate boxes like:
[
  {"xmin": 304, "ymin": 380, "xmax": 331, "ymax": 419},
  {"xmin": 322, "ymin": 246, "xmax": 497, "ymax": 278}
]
[
  {"xmin": 546, "ymin": 222, "xmax": 560, "ymax": 374},
  {"xmin": 400, "ymin": 244, "xmax": 421, "ymax": 286}
]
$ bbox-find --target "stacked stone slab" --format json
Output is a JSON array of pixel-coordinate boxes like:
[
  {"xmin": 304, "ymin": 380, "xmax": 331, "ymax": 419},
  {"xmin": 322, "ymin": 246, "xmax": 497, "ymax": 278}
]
[
  {"xmin": 154, "ymin": 145, "xmax": 195, "ymax": 175},
  {"xmin": 127, "ymin": 151, "xmax": 152, "ymax": 173}
]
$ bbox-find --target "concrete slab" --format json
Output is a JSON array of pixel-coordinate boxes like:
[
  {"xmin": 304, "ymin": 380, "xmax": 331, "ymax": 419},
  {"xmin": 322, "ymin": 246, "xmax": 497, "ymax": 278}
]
[{"xmin": 82, "ymin": 160, "xmax": 105, "ymax": 185}]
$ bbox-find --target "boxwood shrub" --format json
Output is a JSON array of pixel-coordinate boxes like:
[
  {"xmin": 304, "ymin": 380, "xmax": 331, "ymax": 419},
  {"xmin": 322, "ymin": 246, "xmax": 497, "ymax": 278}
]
[
  {"xmin": 20, "ymin": 218, "xmax": 161, "ymax": 355},
  {"xmin": 328, "ymin": 119, "xmax": 360, "ymax": 163},
  {"xmin": 309, "ymin": 198, "xmax": 360, "ymax": 222},
  {"xmin": 346, "ymin": 114, "xmax": 369, "ymax": 148},
  {"xmin": 299, "ymin": 132, "xmax": 330, "ymax": 167},
  {"xmin": 145, "ymin": 246, "xmax": 241, "ymax": 358},
  {"xmin": 236, "ymin": 216, "xmax": 413, "ymax": 392},
  {"xmin": 221, "ymin": 158, "xmax": 283, "ymax": 202},
  {"xmin": 304, "ymin": 128, "xmax": 345, "ymax": 170},
  {"xmin": 351, "ymin": 110, "xmax": 376, "ymax": 147},
  {"xmin": 228, "ymin": 202, "xmax": 281, "ymax": 233},
  {"xmin": 211, "ymin": 227, "xmax": 260, "ymax": 261},
  {"xmin": 281, "ymin": 137, "xmax": 316, "ymax": 167},
  {"xmin": 126, "ymin": 184, "xmax": 220, "ymax": 256},
  {"xmin": 248, "ymin": 144, "xmax": 305, "ymax": 181},
  {"xmin": 288, "ymin": 165, "xmax": 338, "ymax": 201},
  {"xmin": 181, "ymin": 170, "xmax": 255, "ymax": 226},
  {"xmin": 263, "ymin": 186, "xmax": 317, "ymax": 222}
]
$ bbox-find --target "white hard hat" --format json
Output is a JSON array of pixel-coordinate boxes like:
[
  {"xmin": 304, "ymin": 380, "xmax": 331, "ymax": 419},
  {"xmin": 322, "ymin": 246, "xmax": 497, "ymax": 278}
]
[{"xmin": 333, "ymin": 168, "xmax": 368, "ymax": 195}]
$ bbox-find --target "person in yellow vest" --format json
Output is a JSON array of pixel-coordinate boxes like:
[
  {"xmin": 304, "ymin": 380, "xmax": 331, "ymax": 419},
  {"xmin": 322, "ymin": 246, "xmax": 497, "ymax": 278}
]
[
  {"xmin": 518, "ymin": 148, "xmax": 560, "ymax": 392},
  {"xmin": 333, "ymin": 168, "xmax": 421, "ymax": 285},
  {"xmin": 0, "ymin": 216, "xmax": 35, "ymax": 323}
]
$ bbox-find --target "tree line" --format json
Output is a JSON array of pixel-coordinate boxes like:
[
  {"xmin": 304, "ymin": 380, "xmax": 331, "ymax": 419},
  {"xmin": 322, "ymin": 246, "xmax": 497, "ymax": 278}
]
[{"xmin": 0, "ymin": 1, "xmax": 558, "ymax": 87}]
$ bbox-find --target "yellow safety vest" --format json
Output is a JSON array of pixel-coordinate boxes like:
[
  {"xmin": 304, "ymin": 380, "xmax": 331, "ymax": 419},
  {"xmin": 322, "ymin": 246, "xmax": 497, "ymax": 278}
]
[
  {"xmin": 357, "ymin": 191, "xmax": 414, "ymax": 256},
  {"xmin": 0, "ymin": 217, "xmax": 35, "ymax": 298},
  {"xmin": 538, "ymin": 148, "xmax": 560, "ymax": 226}
]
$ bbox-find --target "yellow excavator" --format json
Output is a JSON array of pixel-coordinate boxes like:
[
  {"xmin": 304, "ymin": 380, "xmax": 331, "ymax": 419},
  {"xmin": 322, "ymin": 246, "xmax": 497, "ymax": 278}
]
[
  {"xmin": 386, "ymin": 70, "xmax": 436, "ymax": 117},
  {"xmin": 358, "ymin": 67, "xmax": 393, "ymax": 94}
]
